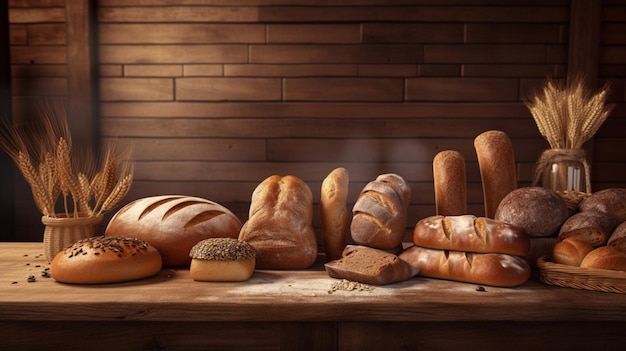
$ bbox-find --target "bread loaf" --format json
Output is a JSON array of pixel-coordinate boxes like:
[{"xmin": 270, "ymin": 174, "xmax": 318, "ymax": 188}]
[
  {"xmin": 375, "ymin": 173, "xmax": 411, "ymax": 208},
  {"xmin": 579, "ymin": 188, "xmax": 626, "ymax": 222},
  {"xmin": 399, "ymin": 245, "xmax": 531, "ymax": 287},
  {"xmin": 552, "ymin": 237, "xmax": 594, "ymax": 266},
  {"xmin": 105, "ymin": 195, "xmax": 242, "ymax": 267},
  {"xmin": 189, "ymin": 238, "xmax": 256, "ymax": 282},
  {"xmin": 433, "ymin": 150, "xmax": 467, "ymax": 216},
  {"xmin": 350, "ymin": 174, "xmax": 409, "ymax": 250},
  {"xmin": 324, "ymin": 245, "xmax": 419, "ymax": 285},
  {"xmin": 412, "ymin": 215, "xmax": 530, "ymax": 257},
  {"xmin": 494, "ymin": 187, "xmax": 569, "ymax": 237},
  {"xmin": 474, "ymin": 130, "xmax": 518, "ymax": 218},
  {"xmin": 580, "ymin": 245, "xmax": 626, "ymax": 271},
  {"xmin": 320, "ymin": 167, "xmax": 350, "ymax": 261},
  {"xmin": 557, "ymin": 210, "xmax": 619, "ymax": 247},
  {"xmin": 608, "ymin": 221, "xmax": 626, "ymax": 250},
  {"xmin": 50, "ymin": 236, "xmax": 162, "ymax": 284},
  {"xmin": 238, "ymin": 175, "xmax": 317, "ymax": 270}
]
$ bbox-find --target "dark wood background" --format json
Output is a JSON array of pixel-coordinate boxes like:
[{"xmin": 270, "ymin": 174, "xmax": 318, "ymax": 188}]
[{"xmin": 2, "ymin": 0, "xmax": 625, "ymax": 245}]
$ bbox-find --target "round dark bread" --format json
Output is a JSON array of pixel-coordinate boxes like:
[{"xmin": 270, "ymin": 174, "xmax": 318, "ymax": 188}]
[
  {"xmin": 579, "ymin": 188, "xmax": 626, "ymax": 222},
  {"xmin": 608, "ymin": 221, "xmax": 626, "ymax": 250},
  {"xmin": 558, "ymin": 210, "xmax": 620, "ymax": 247}
]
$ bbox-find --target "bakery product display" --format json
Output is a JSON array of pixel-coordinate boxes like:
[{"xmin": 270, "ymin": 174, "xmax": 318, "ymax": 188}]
[
  {"xmin": 350, "ymin": 173, "xmax": 409, "ymax": 250},
  {"xmin": 320, "ymin": 167, "xmax": 350, "ymax": 262},
  {"xmin": 608, "ymin": 221, "xmax": 626, "ymax": 250},
  {"xmin": 552, "ymin": 237, "xmax": 595, "ymax": 266},
  {"xmin": 238, "ymin": 175, "xmax": 318, "ymax": 270},
  {"xmin": 580, "ymin": 245, "xmax": 626, "ymax": 272},
  {"xmin": 105, "ymin": 195, "xmax": 242, "ymax": 267},
  {"xmin": 50, "ymin": 236, "xmax": 162, "ymax": 284},
  {"xmin": 412, "ymin": 215, "xmax": 530, "ymax": 257},
  {"xmin": 494, "ymin": 186, "xmax": 569, "ymax": 237},
  {"xmin": 579, "ymin": 188, "xmax": 626, "ymax": 222},
  {"xmin": 433, "ymin": 150, "xmax": 467, "ymax": 216},
  {"xmin": 189, "ymin": 238, "xmax": 256, "ymax": 282},
  {"xmin": 324, "ymin": 245, "xmax": 419, "ymax": 285},
  {"xmin": 557, "ymin": 210, "xmax": 620, "ymax": 247},
  {"xmin": 474, "ymin": 130, "xmax": 518, "ymax": 218},
  {"xmin": 399, "ymin": 245, "xmax": 531, "ymax": 287}
]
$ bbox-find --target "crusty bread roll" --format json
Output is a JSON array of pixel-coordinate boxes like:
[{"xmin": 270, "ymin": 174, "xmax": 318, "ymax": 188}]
[
  {"xmin": 494, "ymin": 187, "xmax": 569, "ymax": 237},
  {"xmin": 552, "ymin": 237, "xmax": 594, "ymax": 266},
  {"xmin": 608, "ymin": 221, "xmax": 626, "ymax": 250},
  {"xmin": 350, "ymin": 173, "xmax": 409, "ymax": 250},
  {"xmin": 474, "ymin": 130, "xmax": 518, "ymax": 218},
  {"xmin": 580, "ymin": 245, "xmax": 626, "ymax": 271},
  {"xmin": 105, "ymin": 195, "xmax": 242, "ymax": 267},
  {"xmin": 399, "ymin": 245, "xmax": 531, "ymax": 287},
  {"xmin": 50, "ymin": 236, "xmax": 162, "ymax": 284},
  {"xmin": 238, "ymin": 175, "xmax": 317, "ymax": 270},
  {"xmin": 433, "ymin": 150, "xmax": 467, "ymax": 216},
  {"xmin": 557, "ymin": 210, "xmax": 619, "ymax": 247},
  {"xmin": 412, "ymin": 215, "xmax": 530, "ymax": 257},
  {"xmin": 189, "ymin": 238, "xmax": 256, "ymax": 282},
  {"xmin": 324, "ymin": 245, "xmax": 419, "ymax": 285},
  {"xmin": 320, "ymin": 167, "xmax": 350, "ymax": 262},
  {"xmin": 579, "ymin": 188, "xmax": 626, "ymax": 222}
]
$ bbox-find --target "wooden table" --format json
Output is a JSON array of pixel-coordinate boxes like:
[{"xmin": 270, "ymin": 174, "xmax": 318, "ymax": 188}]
[{"xmin": 2, "ymin": 242, "xmax": 626, "ymax": 350}]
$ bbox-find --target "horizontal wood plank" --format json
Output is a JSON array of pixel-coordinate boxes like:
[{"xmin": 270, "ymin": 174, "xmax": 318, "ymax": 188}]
[
  {"xmin": 100, "ymin": 77, "xmax": 173, "ymax": 101},
  {"xmin": 176, "ymin": 77, "xmax": 282, "ymax": 101}
]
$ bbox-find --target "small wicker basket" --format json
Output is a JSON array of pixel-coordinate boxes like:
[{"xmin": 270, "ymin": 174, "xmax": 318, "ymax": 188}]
[
  {"xmin": 556, "ymin": 190, "xmax": 590, "ymax": 215},
  {"xmin": 42, "ymin": 214, "xmax": 104, "ymax": 262},
  {"xmin": 537, "ymin": 255, "xmax": 626, "ymax": 294}
]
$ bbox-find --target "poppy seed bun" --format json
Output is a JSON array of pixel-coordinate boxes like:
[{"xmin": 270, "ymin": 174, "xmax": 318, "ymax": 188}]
[{"xmin": 189, "ymin": 238, "xmax": 256, "ymax": 281}]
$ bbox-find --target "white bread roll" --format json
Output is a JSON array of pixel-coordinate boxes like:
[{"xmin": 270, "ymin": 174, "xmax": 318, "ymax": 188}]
[
  {"xmin": 399, "ymin": 245, "xmax": 531, "ymax": 287},
  {"xmin": 433, "ymin": 150, "xmax": 467, "ymax": 216},
  {"xmin": 324, "ymin": 245, "xmax": 419, "ymax": 285},
  {"xmin": 50, "ymin": 236, "xmax": 162, "ymax": 284},
  {"xmin": 320, "ymin": 167, "xmax": 350, "ymax": 262},
  {"xmin": 238, "ymin": 175, "xmax": 317, "ymax": 270},
  {"xmin": 105, "ymin": 195, "xmax": 242, "ymax": 267},
  {"xmin": 351, "ymin": 173, "xmax": 409, "ymax": 250},
  {"xmin": 552, "ymin": 237, "xmax": 594, "ymax": 266},
  {"xmin": 558, "ymin": 210, "xmax": 620, "ymax": 247},
  {"xmin": 412, "ymin": 215, "xmax": 530, "ymax": 257},
  {"xmin": 189, "ymin": 238, "xmax": 256, "ymax": 282},
  {"xmin": 580, "ymin": 245, "xmax": 626, "ymax": 271},
  {"xmin": 474, "ymin": 130, "xmax": 518, "ymax": 218}
]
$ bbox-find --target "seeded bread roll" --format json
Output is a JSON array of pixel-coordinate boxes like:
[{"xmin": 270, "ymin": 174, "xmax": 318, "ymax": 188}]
[
  {"xmin": 557, "ymin": 210, "xmax": 620, "ymax": 247},
  {"xmin": 412, "ymin": 215, "xmax": 530, "ymax": 257},
  {"xmin": 580, "ymin": 245, "xmax": 626, "ymax": 271},
  {"xmin": 608, "ymin": 221, "xmax": 626, "ymax": 250},
  {"xmin": 105, "ymin": 195, "xmax": 242, "ymax": 267},
  {"xmin": 552, "ymin": 237, "xmax": 595, "ymax": 266},
  {"xmin": 494, "ymin": 187, "xmax": 569, "ymax": 237},
  {"xmin": 433, "ymin": 150, "xmax": 467, "ymax": 216},
  {"xmin": 399, "ymin": 245, "xmax": 531, "ymax": 287},
  {"xmin": 474, "ymin": 130, "xmax": 518, "ymax": 218},
  {"xmin": 320, "ymin": 167, "xmax": 350, "ymax": 262},
  {"xmin": 579, "ymin": 188, "xmax": 626, "ymax": 222},
  {"xmin": 189, "ymin": 238, "xmax": 256, "ymax": 282},
  {"xmin": 324, "ymin": 245, "xmax": 419, "ymax": 285},
  {"xmin": 50, "ymin": 236, "xmax": 162, "ymax": 284},
  {"xmin": 238, "ymin": 175, "xmax": 317, "ymax": 270}
]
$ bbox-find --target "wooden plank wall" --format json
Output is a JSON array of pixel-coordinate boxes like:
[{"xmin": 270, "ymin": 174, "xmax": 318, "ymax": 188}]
[{"xmin": 5, "ymin": 0, "xmax": 626, "ymax": 244}]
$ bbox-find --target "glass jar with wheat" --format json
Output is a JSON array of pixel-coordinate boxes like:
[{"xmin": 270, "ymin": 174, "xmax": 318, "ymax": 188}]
[
  {"xmin": 0, "ymin": 102, "xmax": 134, "ymax": 262},
  {"xmin": 524, "ymin": 76, "xmax": 614, "ymax": 214}
]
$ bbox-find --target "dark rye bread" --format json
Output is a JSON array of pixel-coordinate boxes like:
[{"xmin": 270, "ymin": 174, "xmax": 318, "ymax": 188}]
[
  {"xmin": 324, "ymin": 245, "xmax": 419, "ymax": 285},
  {"xmin": 608, "ymin": 221, "xmax": 626, "ymax": 250},
  {"xmin": 558, "ymin": 210, "xmax": 620, "ymax": 247},
  {"xmin": 579, "ymin": 188, "xmax": 626, "ymax": 222}
]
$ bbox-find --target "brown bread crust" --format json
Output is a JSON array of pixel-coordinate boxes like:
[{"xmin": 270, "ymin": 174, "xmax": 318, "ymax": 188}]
[
  {"xmin": 552, "ymin": 237, "xmax": 595, "ymax": 266},
  {"xmin": 433, "ymin": 150, "xmax": 467, "ymax": 216},
  {"xmin": 579, "ymin": 188, "xmax": 626, "ymax": 222},
  {"xmin": 557, "ymin": 210, "xmax": 620, "ymax": 247},
  {"xmin": 580, "ymin": 245, "xmax": 626, "ymax": 271},
  {"xmin": 320, "ymin": 167, "xmax": 350, "ymax": 262}
]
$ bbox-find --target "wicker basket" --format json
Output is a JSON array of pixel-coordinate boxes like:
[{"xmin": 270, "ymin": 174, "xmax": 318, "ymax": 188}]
[
  {"xmin": 42, "ymin": 214, "xmax": 104, "ymax": 262},
  {"xmin": 556, "ymin": 190, "xmax": 590, "ymax": 215},
  {"xmin": 537, "ymin": 255, "xmax": 626, "ymax": 294}
]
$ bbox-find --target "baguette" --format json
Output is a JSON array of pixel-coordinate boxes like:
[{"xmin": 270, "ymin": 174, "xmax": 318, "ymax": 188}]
[
  {"xmin": 399, "ymin": 245, "xmax": 531, "ymax": 287},
  {"xmin": 412, "ymin": 215, "xmax": 530, "ymax": 257},
  {"xmin": 320, "ymin": 167, "xmax": 350, "ymax": 261},
  {"xmin": 474, "ymin": 130, "xmax": 517, "ymax": 218},
  {"xmin": 433, "ymin": 150, "xmax": 467, "ymax": 216}
]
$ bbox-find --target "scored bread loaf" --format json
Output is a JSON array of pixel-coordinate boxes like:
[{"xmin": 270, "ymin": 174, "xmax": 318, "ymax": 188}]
[
  {"xmin": 433, "ymin": 150, "xmax": 467, "ymax": 216},
  {"xmin": 238, "ymin": 175, "xmax": 317, "ymax": 270},
  {"xmin": 324, "ymin": 245, "xmax": 419, "ymax": 285},
  {"xmin": 399, "ymin": 245, "xmax": 531, "ymax": 287},
  {"xmin": 350, "ymin": 173, "xmax": 409, "ymax": 250},
  {"xmin": 579, "ymin": 188, "xmax": 626, "ymax": 222},
  {"xmin": 580, "ymin": 245, "xmax": 626, "ymax": 272},
  {"xmin": 557, "ymin": 210, "xmax": 620, "ymax": 247},
  {"xmin": 412, "ymin": 215, "xmax": 530, "ymax": 257},
  {"xmin": 474, "ymin": 130, "xmax": 518, "ymax": 218},
  {"xmin": 608, "ymin": 221, "xmax": 626, "ymax": 250},
  {"xmin": 105, "ymin": 195, "xmax": 242, "ymax": 267},
  {"xmin": 552, "ymin": 237, "xmax": 594, "ymax": 266},
  {"xmin": 320, "ymin": 167, "xmax": 350, "ymax": 262}
]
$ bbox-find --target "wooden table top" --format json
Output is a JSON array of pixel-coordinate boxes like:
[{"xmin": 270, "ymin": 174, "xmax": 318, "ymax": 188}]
[{"xmin": 2, "ymin": 242, "xmax": 626, "ymax": 323}]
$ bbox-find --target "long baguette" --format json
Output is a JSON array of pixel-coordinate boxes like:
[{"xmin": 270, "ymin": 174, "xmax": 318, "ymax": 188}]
[{"xmin": 433, "ymin": 150, "xmax": 467, "ymax": 216}]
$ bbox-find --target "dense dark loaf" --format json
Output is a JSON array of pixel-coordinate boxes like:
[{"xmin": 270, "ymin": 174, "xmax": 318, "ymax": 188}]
[
  {"xmin": 558, "ymin": 210, "xmax": 620, "ymax": 247},
  {"xmin": 579, "ymin": 188, "xmax": 626, "ymax": 222}
]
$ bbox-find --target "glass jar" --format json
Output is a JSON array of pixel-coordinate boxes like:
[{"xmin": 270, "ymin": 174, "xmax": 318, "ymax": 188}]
[{"xmin": 540, "ymin": 148, "xmax": 588, "ymax": 193}]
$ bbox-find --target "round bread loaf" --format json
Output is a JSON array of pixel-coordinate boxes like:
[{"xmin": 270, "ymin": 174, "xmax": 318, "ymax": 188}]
[
  {"xmin": 557, "ymin": 210, "xmax": 619, "ymax": 247},
  {"xmin": 552, "ymin": 237, "xmax": 594, "ymax": 266},
  {"xmin": 494, "ymin": 187, "xmax": 569, "ymax": 237},
  {"xmin": 189, "ymin": 238, "xmax": 256, "ymax": 282},
  {"xmin": 580, "ymin": 245, "xmax": 626, "ymax": 272},
  {"xmin": 608, "ymin": 221, "xmax": 626, "ymax": 250},
  {"xmin": 579, "ymin": 188, "xmax": 626, "ymax": 222},
  {"xmin": 105, "ymin": 195, "xmax": 242, "ymax": 267},
  {"xmin": 50, "ymin": 236, "xmax": 162, "ymax": 284}
]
